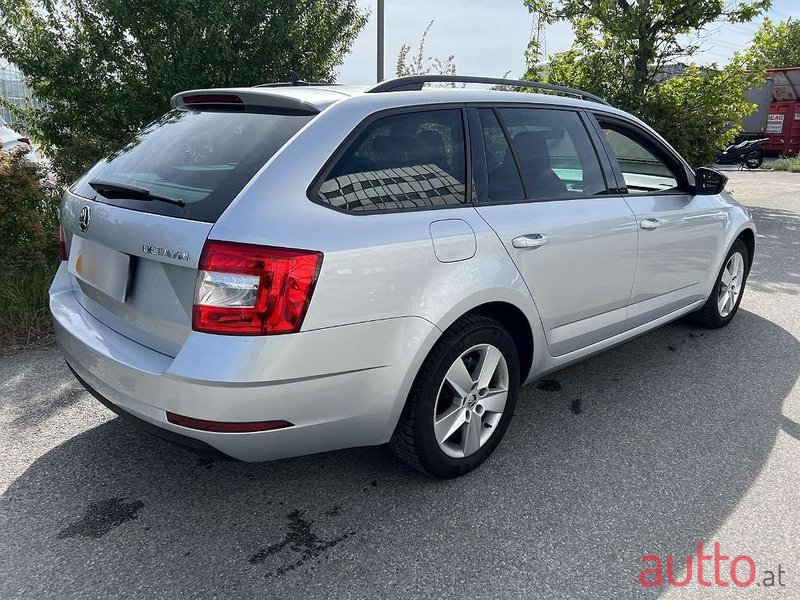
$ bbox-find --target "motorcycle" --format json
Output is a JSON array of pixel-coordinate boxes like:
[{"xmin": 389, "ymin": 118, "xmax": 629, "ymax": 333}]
[{"xmin": 716, "ymin": 138, "xmax": 767, "ymax": 169}]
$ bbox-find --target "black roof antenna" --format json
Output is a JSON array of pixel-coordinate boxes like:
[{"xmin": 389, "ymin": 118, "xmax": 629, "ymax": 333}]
[{"xmin": 253, "ymin": 69, "xmax": 342, "ymax": 88}]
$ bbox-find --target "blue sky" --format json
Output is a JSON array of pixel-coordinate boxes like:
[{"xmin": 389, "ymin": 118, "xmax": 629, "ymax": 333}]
[{"xmin": 337, "ymin": 0, "xmax": 800, "ymax": 85}]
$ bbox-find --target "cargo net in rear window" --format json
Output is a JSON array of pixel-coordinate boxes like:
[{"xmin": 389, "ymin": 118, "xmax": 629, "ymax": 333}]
[{"xmin": 317, "ymin": 163, "xmax": 466, "ymax": 212}]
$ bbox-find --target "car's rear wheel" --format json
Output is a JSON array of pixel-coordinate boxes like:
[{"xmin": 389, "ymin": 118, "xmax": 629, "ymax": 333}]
[
  {"xmin": 690, "ymin": 239, "xmax": 749, "ymax": 328},
  {"xmin": 390, "ymin": 314, "xmax": 519, "ymax": 479}
]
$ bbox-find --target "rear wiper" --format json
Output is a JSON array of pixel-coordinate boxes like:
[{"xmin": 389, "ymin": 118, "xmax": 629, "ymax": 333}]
[{"xmin": 88, "ymin": 179, "xmax": 187, "ymax": 208}]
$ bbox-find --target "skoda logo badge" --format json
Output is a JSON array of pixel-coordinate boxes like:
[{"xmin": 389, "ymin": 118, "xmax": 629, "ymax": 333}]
[{"xmin": 79, "ymin": 206, "xmax": 91, "ymax": 233}]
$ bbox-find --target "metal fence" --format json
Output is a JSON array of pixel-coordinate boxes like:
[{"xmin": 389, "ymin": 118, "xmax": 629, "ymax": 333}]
[{"xmin": 0, "ymin": 62, "xmax": 41, "ymax": 125}]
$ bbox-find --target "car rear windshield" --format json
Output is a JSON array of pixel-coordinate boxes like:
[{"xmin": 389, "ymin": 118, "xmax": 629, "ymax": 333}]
[{"xmin": 72, "ymin": 109, "xmax": 314, "ymax": 222}]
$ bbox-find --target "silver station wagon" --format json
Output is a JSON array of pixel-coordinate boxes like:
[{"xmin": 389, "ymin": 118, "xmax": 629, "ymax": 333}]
[{"xmin": 51, "ymin": 75, "xmax": 755, "ymax": 478}]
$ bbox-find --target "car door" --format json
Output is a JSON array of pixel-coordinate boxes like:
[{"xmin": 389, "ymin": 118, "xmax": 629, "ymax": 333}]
[
  {"xmin": 590, "ymin": 115, "xmax": 726, "ymax": 329},
  {"xmin": 471, "ymin": 106, "xmax": 638, "ymax": 357}
]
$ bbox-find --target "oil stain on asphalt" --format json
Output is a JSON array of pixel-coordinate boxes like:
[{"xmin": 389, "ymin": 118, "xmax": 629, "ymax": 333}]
[
  {"xmin": 248, "ymin": 509, "xmax": 354, "ymax": 577},
  {"xmin": 536, "ymin": 379, "xmax": 562, "ymax": 392},
  {"xmin": 57, "ymin": 497, "xmax": 144, "ymax": 539},
  {"xmin": 196, "ymin": 457, "xmax": 215, "ymax": 470}
]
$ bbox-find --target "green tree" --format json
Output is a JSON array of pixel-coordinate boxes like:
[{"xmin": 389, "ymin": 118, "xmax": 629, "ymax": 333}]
[
  {"xmin": 743, "ymin": 18, "xmax": 800, "ymax": 70},
  {"xmin": 641, "ymin": 64, "xmax": 760, "ymax": 166},
  {"xmin": 0, "ymin": 0, "xmax": 368, "ymax": 182},
  {"xmin": 523, "ymin": 0, "xmax": 769, "ymax": 165},
  {"xmin": 525, "ymin": 0, "xmax": 770, "ymax": 107}
]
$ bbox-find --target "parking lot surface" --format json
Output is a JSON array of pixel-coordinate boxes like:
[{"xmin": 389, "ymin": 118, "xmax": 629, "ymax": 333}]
[{"xmin": 1, "ymin": 169, "xmax": 799, "ymax": 599}]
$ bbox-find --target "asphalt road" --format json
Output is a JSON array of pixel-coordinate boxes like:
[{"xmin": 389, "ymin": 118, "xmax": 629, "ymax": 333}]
[{"xmin": 2, "ymin": 169, "xmax": 799, "ymax": 599}]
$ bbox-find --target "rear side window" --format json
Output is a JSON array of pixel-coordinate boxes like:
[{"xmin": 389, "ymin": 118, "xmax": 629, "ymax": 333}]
[
  {"xmin": 316, "ymin": 109, "xmax": 467, "ymax": 212},
  {"xmin": 497, "ymin": 108, "xmax": 606, "ymax": 200},
  {"xmin": 73, "ymin": 110, "xmax": 313, "ymax": 222}
]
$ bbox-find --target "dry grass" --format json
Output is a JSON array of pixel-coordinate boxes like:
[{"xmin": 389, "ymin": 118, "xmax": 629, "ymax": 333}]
[
  {"xmin": 0, "ymin": 265, "xmax": 57, "ymax": 355},
  {"xmin": 765, "ymin": 157, "xmax": 800, "ymax": 173}
]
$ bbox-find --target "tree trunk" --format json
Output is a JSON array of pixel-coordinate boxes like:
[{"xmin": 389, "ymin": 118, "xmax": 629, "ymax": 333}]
[{"xmin": 631, "ymin": 33, "xmax": 655, "ymax": 107}]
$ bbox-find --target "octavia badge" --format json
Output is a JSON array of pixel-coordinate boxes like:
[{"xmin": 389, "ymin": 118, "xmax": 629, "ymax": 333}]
[{"xmin": 79, "ymin": 206, "xmax": 91, "ymax": 233}]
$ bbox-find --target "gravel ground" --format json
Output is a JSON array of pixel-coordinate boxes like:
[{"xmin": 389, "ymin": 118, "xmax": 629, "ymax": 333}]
[{"xmin": 1, "ymin": 169, "xmax": 798, "ymax": 599}]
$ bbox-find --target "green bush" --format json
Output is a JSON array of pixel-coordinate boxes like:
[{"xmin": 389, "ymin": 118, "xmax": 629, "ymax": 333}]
[
  {"xmin": 639, "ymin": 65, "xmax": 757, "ymax": 167},
  {"xmin": 1, "ymin": 0, "xmax": 368, "ymax": 184},
  {"xmin": 0, "ymin": 149, "xmax": 60, "ymax": 351}
]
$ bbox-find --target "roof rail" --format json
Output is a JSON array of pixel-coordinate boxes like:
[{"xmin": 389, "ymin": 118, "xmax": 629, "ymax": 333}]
[{"xmin": 365, "ymin": 75, "xmax": 610, "ymax": 106}]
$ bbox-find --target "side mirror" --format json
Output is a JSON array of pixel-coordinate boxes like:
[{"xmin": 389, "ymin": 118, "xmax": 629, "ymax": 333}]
[{"xmin": 694, "ymin": 167, "xmax": 728, "ymax": 195}]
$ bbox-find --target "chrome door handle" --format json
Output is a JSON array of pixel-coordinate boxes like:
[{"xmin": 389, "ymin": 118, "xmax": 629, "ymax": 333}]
[
  {"xmin": 512, "ymin": 234, "xmax": 549, "ymax": 249},
  {"xmin": 639, "ymin": 218, "xmax": 662, "ymax": 230}
]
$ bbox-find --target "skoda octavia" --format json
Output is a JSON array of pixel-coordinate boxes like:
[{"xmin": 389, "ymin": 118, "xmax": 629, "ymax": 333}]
[{"xmin": 51, "ymin": 75, "xmax": 755, "ymax": 478}]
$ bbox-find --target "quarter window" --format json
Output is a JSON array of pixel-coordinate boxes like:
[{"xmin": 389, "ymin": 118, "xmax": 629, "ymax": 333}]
[
  {"xmin": 497, "ymin": 108, "xmax": 607, "ymax": 200},
  {"xmin": 601, "ymin": 126, "xmax": 680, "ymax": 192},
  {"xmin": 317, "ymin": 109, "xmax": 467, "ymax": 212}
]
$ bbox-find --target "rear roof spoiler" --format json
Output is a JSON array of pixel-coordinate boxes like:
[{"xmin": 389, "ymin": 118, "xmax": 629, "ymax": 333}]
[{"xmin": 171, "ymin": 88, "xmax": 328, "ymax": 115}]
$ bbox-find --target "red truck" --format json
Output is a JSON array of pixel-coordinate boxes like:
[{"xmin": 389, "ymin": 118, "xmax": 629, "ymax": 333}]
[{"xmin": 763, "ymin": 68, "xmax": 800, "ymax": 156}]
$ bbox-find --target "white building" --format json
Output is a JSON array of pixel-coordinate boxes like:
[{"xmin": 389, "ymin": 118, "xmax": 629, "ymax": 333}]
[{"xmin": 0, "ymin": 60, "xmax": 41, "ymax": 124}]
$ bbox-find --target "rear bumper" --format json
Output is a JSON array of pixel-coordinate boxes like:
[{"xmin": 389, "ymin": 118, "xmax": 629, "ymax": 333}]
[
  {"xmin": 50, "ymin": 263, "xmax": 438, "ymax": 462},
  {"xmin": 66, "ymin": 363, "xmax": 233, "ymax": 460}
]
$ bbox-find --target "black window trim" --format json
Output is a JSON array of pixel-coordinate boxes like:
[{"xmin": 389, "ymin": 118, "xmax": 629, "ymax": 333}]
[
  {"xmin": 588, "ymin": 111, "xmax": 696, "ymax": 196},
  {"xmin": 466, "ymin": 102, "xmax": 619, "ymax": 207},
  {"xmin": 492, "ymin": 107, "xmax": 531, "ymax": 199},
  {"xmin": 307, "ymin": 103, "xmax": 474, "ymax": 216},
  {"xmin": 579, "ymin": 111, "xmax": 619, "ymax": 193},
  {"xmin": 466, "ymin": 108, "xmax": 488, "ymax": 203}
]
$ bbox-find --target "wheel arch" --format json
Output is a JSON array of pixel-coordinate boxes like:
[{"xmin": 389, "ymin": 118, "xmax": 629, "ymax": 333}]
[
  {"xmin": 702, "ymin": 223, "xmax": 756, "ymax": 301},
  {"xmin": 736, "ymin": 227, "xmax": 756, "ymax": 269},
  {"xmin": 430, "ymin": 287, "xmax": 543, "ymax": 385},
  {"xmin": 466, "ymin": 301, "xmax": 535, "ymax": 384},
  {"xmin": 383, "ymin": 291, "xmax": 543, "ymax": 444}
]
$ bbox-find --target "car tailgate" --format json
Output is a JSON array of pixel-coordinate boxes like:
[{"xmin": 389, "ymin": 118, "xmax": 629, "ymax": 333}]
[{"xmin": 60, "ymin": 190, "xmax": 211, "ymax": 357}]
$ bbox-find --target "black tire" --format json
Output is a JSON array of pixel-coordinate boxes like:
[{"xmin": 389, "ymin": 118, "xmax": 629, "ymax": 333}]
[
  {"xmin": 689, "ymin": 239, "xmax": 749, "ymax": 328},
  {"xmin": 744, "ymin": 154, "xmax": 763, "ymax": 169},
  {"xmin": 390, "ymin": 314, "xmax": 520, "ymax": 479}
]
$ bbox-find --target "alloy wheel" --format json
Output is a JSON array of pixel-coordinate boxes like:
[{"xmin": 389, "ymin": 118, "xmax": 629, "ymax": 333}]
[
  {"xmin": 433, "ymin": 343, "xmax": 509, "ymax": 458},
  {"xmin": 718, "ymin": 251, "xmax": 745, "ymax": 318}
]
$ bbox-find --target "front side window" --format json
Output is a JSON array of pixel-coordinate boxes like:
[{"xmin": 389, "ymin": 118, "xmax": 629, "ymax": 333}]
[
  {"xmin": 601, "ymin": 126, "xmax": 680, "ymax": 192},
  {"xmin": 497, "ymin": 108, "xmax": 607, "ymax": 200},
  {"xmin": 317, "ymin": 109, "xmax": 467, "ymax": 212}
]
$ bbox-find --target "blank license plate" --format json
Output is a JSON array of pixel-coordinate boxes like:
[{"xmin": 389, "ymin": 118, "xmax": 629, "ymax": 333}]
[{"xmin": 68, "ymin": 237, "xmax": 131, "ymax": 302}]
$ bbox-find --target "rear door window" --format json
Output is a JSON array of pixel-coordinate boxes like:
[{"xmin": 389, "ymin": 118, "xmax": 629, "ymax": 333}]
[
  {"xmin": 316, "ymin": 108, "xmax": 468, "ymax": 212},
  {"xmin": 497, "ymin": 108, "xmax": 607, "ymax": 200},
  {"xmin": 73, "ymin": 110, "xmax": 313, "ymax": 222},
  {"xmin": 478, "ymin": 109, "xmax": 525, "ymax": 202}
]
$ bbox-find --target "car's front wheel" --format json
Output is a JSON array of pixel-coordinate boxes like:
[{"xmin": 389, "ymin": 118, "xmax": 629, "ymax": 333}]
[
  {"xmin": 390, "ymin": 314, "xmax": 520, "ymax": 479},
  {"xmin": 690, "ymin": 239, "xmax": 750, "ymax": 328}
]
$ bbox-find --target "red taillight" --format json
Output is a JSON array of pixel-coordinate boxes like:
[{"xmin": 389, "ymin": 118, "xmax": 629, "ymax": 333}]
[
  {"xmin": 166, "ymin": 412, "xmax": 293, "ymax": 433},
  {"xmin": 182, "ymin": 94, "xmax": 243, "ymax": 106},
  {"xmin": 58, "ymin": 226, "xmax": 68, "ymax": 261},
  {"xmin": 192, "ymin": 240, "xmax": 323, "ymax": 335}
]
